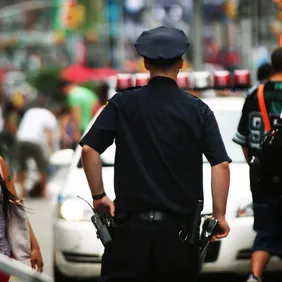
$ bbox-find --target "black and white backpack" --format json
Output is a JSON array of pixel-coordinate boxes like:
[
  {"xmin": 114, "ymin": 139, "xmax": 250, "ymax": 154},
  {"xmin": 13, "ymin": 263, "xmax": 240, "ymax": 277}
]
[{"xmin": 250, "ymin": 84, "xmax": 282, "ymax": 198}]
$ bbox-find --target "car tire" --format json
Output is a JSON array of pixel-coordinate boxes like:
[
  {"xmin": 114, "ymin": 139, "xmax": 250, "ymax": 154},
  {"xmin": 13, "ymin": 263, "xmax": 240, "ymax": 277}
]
[
  {"xmin": 54, "ymin": 264, "xmax": 98, "ymax": 282},
  {"xmin": 54, "ymin": 264, "xmax": 75, "ymax": 282}
]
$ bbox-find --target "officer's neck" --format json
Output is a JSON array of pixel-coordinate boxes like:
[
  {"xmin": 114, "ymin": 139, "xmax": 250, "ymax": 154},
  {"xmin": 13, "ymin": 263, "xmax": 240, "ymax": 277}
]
[{"xmin": 150, "ymin": 72, "xmax": 177, "ymax": 82}]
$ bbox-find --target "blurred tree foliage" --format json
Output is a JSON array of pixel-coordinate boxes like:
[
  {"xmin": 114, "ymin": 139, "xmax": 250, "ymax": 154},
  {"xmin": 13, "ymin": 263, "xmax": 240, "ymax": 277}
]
[
  {"xmin": 26, "ymin": 67, "xmax": 64, "ymax": 102},
  {"xmin": 26, "ymin": 67, "xmax": 99, "ymax": 103},
  {"xmin": 79, "ymin": 81, "xmax": 99, "ymax": 94}
]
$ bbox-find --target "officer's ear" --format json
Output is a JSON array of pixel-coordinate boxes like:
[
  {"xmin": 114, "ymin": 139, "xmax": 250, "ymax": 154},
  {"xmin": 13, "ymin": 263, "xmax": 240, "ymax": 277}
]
[
  {"xmin": 144, "ymin": 59, "xmax": 150, "ymax": 71},
  {"xmin": 179, "ymin": 58, "xmax": 184, "ymax": 70}
]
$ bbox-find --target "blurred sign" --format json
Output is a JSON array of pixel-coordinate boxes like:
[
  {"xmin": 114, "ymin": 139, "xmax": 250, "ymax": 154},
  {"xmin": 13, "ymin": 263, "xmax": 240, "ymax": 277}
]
[
  {"xmin": 107, "ymin": 1, "xmax": 122, "ymax": 37},
  {"xmin": 52, "ymin": 0, "xmax": 87, "ymax": 31},
  {"xmin": 225, "ymin": 0, "xmax": 238, "ymax": 21},
  {"xmin": 60, "ymin": 0, "xmax": 85, "ymax": 30},
  {"xmin": 277, "ymin": 1, "xmax": 282, "ymax": 21},
  {"xmin": 124, "ymin": 0, "xmax": 144, "ymax": 14}
]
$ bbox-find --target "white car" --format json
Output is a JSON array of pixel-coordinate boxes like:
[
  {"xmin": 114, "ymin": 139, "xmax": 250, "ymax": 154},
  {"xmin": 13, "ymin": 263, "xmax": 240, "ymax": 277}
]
[{"xmin": 51, "ymin": 96, "xmax": 282, "ymax": 281}]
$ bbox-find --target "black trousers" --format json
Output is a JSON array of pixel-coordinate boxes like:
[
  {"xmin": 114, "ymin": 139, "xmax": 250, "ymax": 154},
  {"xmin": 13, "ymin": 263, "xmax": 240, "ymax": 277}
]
[{"xmin": 98, "ymin": 218, "xmax": 200, "ymax": 282}]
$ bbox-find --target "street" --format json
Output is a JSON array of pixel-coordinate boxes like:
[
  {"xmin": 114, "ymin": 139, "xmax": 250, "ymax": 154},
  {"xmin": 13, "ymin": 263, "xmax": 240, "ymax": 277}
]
[{"xmin": 10, "ymin": 198, "xmax": 281, "ymax": 282}]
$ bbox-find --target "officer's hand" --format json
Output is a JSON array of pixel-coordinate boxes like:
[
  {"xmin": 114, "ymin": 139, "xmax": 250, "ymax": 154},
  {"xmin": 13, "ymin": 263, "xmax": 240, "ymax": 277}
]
[
  {"xmin": 93, "ymin": 196, "xmax": 115, "ymax": 217},
  {"xmin": 211, "ymin": 217, "xmax": 230, "ymax": 242}
]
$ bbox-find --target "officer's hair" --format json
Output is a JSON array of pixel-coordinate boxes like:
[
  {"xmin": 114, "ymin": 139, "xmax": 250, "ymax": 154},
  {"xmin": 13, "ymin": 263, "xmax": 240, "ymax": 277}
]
[
  {"xmin": 271, "ymin": 48, "xmax": 282, "ymax": 73},
  {"xmin": 145, "ymin": 57, "xmax": 182, "ymax": 69},
  {"xmin": 257, "ymin": 63, "xmax": 273, "ymax": 82}
]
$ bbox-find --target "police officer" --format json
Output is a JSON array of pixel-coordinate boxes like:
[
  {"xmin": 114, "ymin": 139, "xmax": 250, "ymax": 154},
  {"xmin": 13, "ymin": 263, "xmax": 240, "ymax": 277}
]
[{"xmin": 80, "ymin": 26, "xmax": 231, "ymax": 282}]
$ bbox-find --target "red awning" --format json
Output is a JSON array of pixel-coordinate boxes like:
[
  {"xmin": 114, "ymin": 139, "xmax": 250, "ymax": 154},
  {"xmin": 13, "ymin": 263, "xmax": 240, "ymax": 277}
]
[{"xmin": 61, "ymin": 64, "xmax": 119, "ymax": 83}]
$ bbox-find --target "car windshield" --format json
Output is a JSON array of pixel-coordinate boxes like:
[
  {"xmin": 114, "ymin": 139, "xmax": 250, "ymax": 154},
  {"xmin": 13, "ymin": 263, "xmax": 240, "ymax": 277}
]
[
  {"xmin": 78, "ymin": 108, "xmax": 244, "ymax": 168},
  {"xmin": 203, "ymin": 109, "xmax": 245, "ymax": 163}
]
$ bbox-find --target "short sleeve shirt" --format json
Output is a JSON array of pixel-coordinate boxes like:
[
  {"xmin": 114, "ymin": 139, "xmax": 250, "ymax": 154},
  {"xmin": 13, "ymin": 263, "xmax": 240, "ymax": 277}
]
[
  {"xmin": 233, "ymin": 81, "xmax": 282, "ymax": 160},
  {"xmin": 80, "ymin": 77, "xmax": 231, "ymax": 215},
  {"xmin": 17, "ymin": 108, "xmax": 57, "ymax": 144},
  {"xmin": 67, "ymin": 86, "xmax": 97, "ymax": 132}
]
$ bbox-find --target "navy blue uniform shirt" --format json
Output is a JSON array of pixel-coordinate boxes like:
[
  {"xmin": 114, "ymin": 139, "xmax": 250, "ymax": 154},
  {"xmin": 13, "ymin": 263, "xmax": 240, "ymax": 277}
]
[{"xmin": 80, "ymin": 77, "xmax": 231, "ymax": 215}]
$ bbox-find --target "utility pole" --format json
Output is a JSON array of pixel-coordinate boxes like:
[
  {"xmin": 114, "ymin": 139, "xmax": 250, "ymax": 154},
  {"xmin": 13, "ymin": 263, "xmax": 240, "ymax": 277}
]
[
  {"xmin": 107, "ymin": 0, "xmax": 115, "ymax": 68},
  {"xmin": 239, "ymin": 0, "xmax": 252, "ymax": 70},
  {"xmin": 191, "ymin": 0, "xmax": 203, "ymax": 71}
]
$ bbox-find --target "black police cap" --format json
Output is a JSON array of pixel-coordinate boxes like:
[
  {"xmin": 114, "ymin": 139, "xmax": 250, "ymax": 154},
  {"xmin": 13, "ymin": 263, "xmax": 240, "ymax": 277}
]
[{"xmin": 134, "ymin": 26, "xmax": 190, "ymax": 63}]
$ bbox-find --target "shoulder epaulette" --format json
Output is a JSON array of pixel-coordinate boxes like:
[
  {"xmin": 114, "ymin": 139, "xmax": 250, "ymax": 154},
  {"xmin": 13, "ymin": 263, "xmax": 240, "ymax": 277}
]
[
  {"xmin": 182, "ymin": 90, "xmax": 199, "ymax": 99},
  {"xmin": 118, "ymin": 86, "xmax": 142, "ymax": 92}
]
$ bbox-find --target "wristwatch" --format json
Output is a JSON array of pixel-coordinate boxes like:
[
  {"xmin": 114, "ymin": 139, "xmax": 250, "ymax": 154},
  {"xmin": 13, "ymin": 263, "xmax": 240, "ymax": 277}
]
[{"xmin": 92, "ymin": 192, "xmax": 106, "ymax": 200}]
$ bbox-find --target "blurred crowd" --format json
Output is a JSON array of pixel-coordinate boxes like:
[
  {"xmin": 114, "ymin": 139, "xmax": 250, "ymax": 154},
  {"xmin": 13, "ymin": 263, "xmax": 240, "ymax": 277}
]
[{"xmin": 0, "ymin": 74, "xmax": 109, "ymax": 198}]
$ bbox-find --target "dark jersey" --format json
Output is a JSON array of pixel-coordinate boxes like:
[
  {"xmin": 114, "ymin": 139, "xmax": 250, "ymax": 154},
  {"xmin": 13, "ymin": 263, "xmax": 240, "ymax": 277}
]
[
  {"xmin": 80, "ymin": 77, "xmax": 231, "ymax": 215},
  {"xmin": 233, "ymin": 80, "xmax": 282, "ymax": 160}
]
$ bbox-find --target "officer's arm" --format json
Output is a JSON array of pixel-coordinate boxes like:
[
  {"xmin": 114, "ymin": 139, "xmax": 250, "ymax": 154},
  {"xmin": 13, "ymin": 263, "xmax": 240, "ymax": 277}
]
[
  {"xmin": 211, "ymin": 162, "xmax": 230, "ymax": 219},
  {"xmin": 203, "ymin": 105, "xmax": 231, "ymax": 219},
  {"xmin": 79, "ymin": 100, "xmax": 117, "ymax": 196},
  {"xmin": 82, "ymin": 145, "xmax": 104, "ymax": 195}
]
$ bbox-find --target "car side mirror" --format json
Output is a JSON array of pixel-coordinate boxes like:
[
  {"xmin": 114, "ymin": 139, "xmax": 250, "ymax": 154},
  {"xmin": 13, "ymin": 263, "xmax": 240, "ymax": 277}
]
[{"xmin": 49, "ymin": 149, "xmax": 74, "ymax": 166}]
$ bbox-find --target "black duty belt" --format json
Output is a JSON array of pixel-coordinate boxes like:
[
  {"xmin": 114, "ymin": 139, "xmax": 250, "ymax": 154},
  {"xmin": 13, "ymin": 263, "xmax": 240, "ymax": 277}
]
[
  {"xmin": 115, "ymin": 210, "xmax": 189, "ymax": 223},
  {"xmin": 133, "ymin": 210, "xmax": 172, "ymax": 222},
  {"xmin": 115, "ymin": 210, "xmax": 197, "ymax": 243}
]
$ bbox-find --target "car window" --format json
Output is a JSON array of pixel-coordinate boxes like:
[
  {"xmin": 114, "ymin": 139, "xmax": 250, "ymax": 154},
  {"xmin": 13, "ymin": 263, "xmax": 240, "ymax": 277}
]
[
  {"xmin": 203, "ymin": 109, "xmax": 244, "ymax": 163},
  {"xmin": 77, "ymin": 144, "xmax": 115, "ymax": 168}
]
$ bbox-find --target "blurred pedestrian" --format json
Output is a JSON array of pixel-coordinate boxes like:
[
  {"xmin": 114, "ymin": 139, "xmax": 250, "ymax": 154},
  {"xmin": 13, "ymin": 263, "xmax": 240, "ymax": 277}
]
[
  {"xmin": 244, "ymin": 63, "xmax": 274, "ymax": 98},
  {"xmin": 59, "ymin": 104, "xmax": 80, "ymax": 150},
  {"xmin": 59, "ymin": 79, "xmax": 97, "ymax": 135},
  {"xmin": 0, "ymin": 155, "xmax": 43, "ymax": 281},
  {"xmin": 257, "ymin": 63, "xmax": 274, "ymax": 84},
  {"xmin": 81, "ymin": 26, "xmax": 231, "ymax": 282},
  {"xmin": 92, "ymin": 82, "xmax": 109, "ymax": 116},
  {"xmin": 233, "ymin": 48, "xmax": 282, "ymax": 282},
  {"xmin": 0, "ymin": 94, "xmax": 26, "ymax": 173},
  {"xmin": 15, "ymin": 103, "xmax": 60, "ymax": 198}
]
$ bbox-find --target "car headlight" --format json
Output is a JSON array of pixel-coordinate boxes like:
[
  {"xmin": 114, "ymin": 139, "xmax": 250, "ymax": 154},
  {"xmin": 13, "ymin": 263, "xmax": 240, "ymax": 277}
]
[
  {"xmin": 236, "ymin": 203, "xmax": 253, "ymax": 218},
  {"xmin": 58, "ymin": 198, "xmax": 92, "ymax": 221}
]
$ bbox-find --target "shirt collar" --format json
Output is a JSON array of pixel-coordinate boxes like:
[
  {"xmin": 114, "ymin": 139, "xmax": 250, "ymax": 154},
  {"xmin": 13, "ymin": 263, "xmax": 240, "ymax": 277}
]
[{"xmin": 148, "ymin": 76, "xmax": 178, "ymax": 86}]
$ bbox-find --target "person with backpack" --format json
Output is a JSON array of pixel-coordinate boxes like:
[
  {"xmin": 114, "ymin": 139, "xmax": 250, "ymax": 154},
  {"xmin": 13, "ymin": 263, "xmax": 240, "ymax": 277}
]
[{"xmin": 233, "ymin": 47, "xmax": 282, "ymax": 282}]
